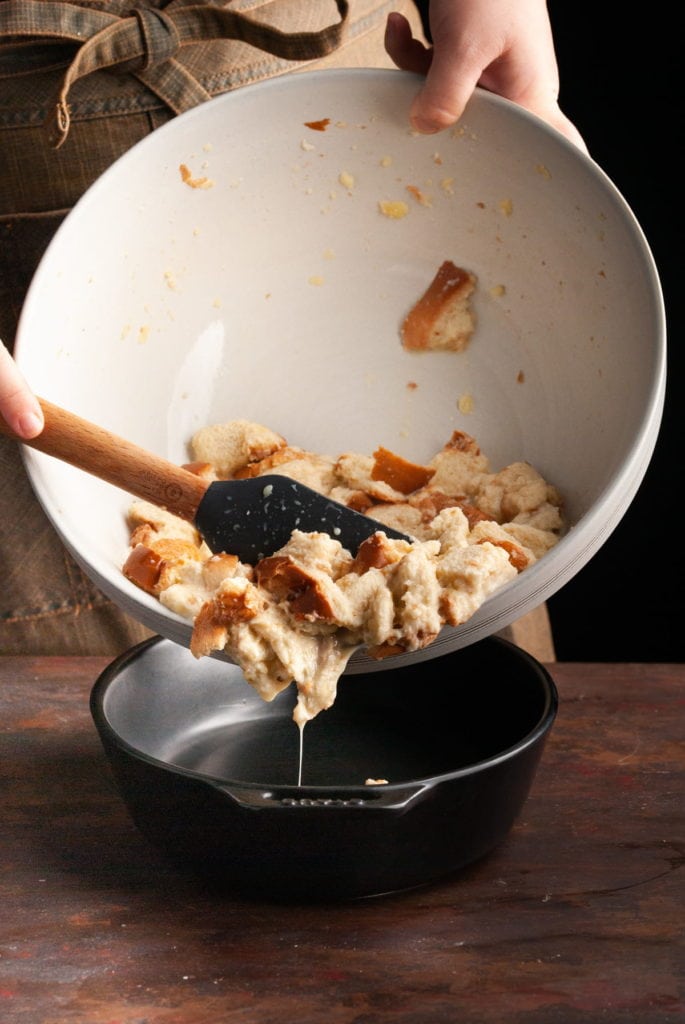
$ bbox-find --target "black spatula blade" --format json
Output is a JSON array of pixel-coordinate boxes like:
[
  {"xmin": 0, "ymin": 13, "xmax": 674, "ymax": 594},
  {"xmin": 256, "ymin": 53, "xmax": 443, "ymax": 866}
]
[{"xmin": 195, "ymin": 474, "xmax": 410, "ymax": 564}]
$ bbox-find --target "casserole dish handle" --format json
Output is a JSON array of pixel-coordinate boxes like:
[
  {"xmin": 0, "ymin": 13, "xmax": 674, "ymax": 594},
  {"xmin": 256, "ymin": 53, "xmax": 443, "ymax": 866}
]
[{"xmin": 214, "ymin": 782, "xmax": 432, "ymax": 812}]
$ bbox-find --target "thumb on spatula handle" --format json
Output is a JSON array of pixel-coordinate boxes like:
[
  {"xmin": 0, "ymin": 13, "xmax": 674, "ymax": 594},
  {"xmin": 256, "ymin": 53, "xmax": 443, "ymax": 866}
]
[{"xmin": 0, "ymin": 397, "xmax": 208, "ymax": 524}]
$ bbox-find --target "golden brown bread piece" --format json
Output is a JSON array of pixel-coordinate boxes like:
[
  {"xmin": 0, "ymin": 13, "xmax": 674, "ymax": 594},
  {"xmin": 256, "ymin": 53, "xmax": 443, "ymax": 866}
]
[
  {"xmin": 371, "ymin": 446, "xmax": 435, "ymax": 493},
  {"xmin": 123, "ymin": 538, "xmax": 204, "ymax": 595},
  {"xmin": 401, "ymin": 260, "xmax": 477, "ymax": 352}
]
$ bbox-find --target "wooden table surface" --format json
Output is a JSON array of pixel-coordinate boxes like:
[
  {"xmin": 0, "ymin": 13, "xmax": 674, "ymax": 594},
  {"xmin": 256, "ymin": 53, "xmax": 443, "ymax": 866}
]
[{"xmin": 0, "ymin": 656, "xmax": 682, "ymax": 1024}]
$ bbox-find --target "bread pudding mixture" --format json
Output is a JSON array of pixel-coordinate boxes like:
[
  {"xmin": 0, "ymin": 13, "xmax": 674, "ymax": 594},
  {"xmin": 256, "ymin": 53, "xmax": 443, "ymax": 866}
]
[{"xmin": 123, "ymin": 422, "xmax": 563, "ymax": 724}]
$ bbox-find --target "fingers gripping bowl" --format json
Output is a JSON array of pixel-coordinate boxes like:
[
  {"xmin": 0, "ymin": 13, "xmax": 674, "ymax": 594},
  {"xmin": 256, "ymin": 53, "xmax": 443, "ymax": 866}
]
[{"xmin": 15, "ymin": 69, "xmax": 665, "ymax": 674}]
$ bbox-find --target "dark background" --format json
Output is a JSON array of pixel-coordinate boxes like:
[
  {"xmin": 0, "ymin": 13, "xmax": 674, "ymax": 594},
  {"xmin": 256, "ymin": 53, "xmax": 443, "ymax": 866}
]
[
  {"xmin": 544, "ymin": 4, "xmax": 681, "ymax": 661},
  {"xmin": 416, "ymin": 3, "xmax": 681, "ymax": 662}
]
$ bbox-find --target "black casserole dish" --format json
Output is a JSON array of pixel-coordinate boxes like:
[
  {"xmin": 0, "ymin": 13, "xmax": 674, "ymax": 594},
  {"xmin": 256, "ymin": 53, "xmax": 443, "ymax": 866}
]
[{"xmin": 90, "ymin": 635, "xmax": 557, "ymax": 900}]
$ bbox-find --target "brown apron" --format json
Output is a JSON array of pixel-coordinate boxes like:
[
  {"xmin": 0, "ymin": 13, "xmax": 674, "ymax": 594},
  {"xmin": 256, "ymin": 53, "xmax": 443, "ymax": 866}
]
[{"xmin": 0, "ymin": 0, "xmax": 427, "ymax": 655}]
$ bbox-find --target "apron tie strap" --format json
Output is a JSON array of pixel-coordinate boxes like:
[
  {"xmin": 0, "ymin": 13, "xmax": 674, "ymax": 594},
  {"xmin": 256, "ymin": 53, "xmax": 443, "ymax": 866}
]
[
  {"xmin": 0, "ymin": 0, "xmax": 350, "ymax": 147},
  {"xmin": 132, "ymin": 6, "xmax": 180, "ymax": 71}
]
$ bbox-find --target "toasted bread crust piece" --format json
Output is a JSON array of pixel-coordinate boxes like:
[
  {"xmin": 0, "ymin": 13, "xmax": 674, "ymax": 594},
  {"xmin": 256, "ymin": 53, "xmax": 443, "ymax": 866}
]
[
  {"xmin": 371, "ymin": 446, "xmax": 434, "ymax": 493},
  {"xmin": 401, "ymin": 260, "xmax": 477, "ymax": 352}
]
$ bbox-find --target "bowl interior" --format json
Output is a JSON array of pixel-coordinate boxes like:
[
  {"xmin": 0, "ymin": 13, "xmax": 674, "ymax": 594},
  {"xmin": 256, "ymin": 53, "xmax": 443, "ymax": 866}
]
[
  {"xmin": 93, "ymin": 636, "xmax": 557, "ymax": 789},
  {"xmin": 16, "ymin": 69, "xmax": 665, "ymax": 667}
]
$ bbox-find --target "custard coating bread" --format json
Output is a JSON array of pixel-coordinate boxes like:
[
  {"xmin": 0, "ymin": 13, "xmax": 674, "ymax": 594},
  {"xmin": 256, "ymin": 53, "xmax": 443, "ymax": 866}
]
[
  {"xmin": 122, "ymin": 420, "xmax": 563, "ymax": 726},
  {"xmin": 401, "ymin": 260, "xmax": 477, "ymax": 352}
]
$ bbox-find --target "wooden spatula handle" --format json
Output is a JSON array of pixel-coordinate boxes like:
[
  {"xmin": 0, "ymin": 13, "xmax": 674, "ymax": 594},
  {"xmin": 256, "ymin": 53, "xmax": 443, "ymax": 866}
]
[{"xmin": 0, "ymin": 398, "xmax": 208, "ymax": 523}]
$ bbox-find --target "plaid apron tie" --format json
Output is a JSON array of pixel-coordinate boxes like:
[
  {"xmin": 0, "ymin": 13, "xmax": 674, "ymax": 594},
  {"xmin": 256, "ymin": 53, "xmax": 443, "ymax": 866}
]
[{"xmin": 0, "ymin": 0, "xmax": 349, "ymax": 146}]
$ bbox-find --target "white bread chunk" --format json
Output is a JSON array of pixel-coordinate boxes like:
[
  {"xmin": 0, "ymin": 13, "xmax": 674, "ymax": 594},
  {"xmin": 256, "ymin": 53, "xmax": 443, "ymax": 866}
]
[
  {"xmin": 427, "ymin": 430, "xmax": 490, "ymax": 496},
  {"xmin": 476, "ymin": 461, "xmax": 551, "ymax": 522},
  {"xmin": 190, "ymin": 419, "xmax": 285, "ymax": 478},
  {"xmin": 127, "ymin": 499, "xmax": 202, "ymax": 545},
  {"xmin": 364, "ymin": 502, "xmax": 427, "ymax": 541},
  {"xmin": 245, "ymin": 447, "xmax": 338, "ymax": 494},
  {"xmin": 502, "ymin": 521, "xmax": 561, "ymax": 560}
]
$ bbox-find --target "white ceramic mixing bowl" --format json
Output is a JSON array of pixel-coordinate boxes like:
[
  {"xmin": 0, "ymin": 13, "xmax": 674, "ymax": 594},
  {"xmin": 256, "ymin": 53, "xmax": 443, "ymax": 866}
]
[{"xmin": 14, "ymin": 69, "xmax": 666, "ymax": 671}]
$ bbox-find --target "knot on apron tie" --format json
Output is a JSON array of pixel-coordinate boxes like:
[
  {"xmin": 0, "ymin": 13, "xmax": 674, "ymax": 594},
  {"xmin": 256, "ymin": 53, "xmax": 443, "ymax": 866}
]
[
  {"xmin": 0, "ymin": 0, "xmax": 350, "ymax": 148},
  {"xmin": 131, "ymin": 6, "xmax": 181, "ymax": 71}
]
